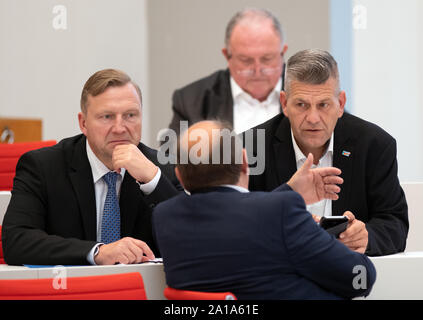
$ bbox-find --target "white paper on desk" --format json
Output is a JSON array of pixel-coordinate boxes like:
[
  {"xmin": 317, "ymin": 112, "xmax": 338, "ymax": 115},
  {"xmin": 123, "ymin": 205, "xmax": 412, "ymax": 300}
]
[
  {"xmin": 143, "ymin": 258, "xmax": 163, "ymax": 264},
  {"xmin": 114, "ymin": 258, "xmax": 163, "ymax": 265}
]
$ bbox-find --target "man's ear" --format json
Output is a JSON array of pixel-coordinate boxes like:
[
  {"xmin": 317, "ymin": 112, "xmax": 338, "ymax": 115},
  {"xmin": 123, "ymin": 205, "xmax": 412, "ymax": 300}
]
[
  {"xmin": 241, "ymin": 149, "xmax": 249, "ymax": 175},
  {"xmin": 338, "ymin": 90, "xmax": 346, "ymax": 118},
  {"xmin": 175, "ymin": 167, "xmax": 185, "ymax": 190},
  {"xmin": 280, "ymin": 91, "xmax": 289, "ymax": 117},
  {"xmin": 222, "ymin": 47, "xmax": 230, "ymax": 62},
  {"xmin": 78, "ymin": 112, "xmax": 87, "ymax": 136}
]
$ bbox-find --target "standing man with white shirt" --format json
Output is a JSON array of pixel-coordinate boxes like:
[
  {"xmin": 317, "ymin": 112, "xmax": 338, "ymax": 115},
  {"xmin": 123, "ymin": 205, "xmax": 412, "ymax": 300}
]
[
  {"xmin": 247, "ymin": 49, "xmax": 408, "ymax": 256},
  {"xmin": 166, "ymin": 8, "xmax": 288, "ymax": 137},
  {"xmin": 2, "ymin": 69, "xmax": 182, "ymax": 266}
]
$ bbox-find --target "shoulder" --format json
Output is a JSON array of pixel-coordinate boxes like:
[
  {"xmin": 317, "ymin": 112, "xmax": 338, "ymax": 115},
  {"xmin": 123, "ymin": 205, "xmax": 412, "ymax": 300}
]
[
  {"xmin": 244, "ymin": 113, "xmax": 286, "ymax": 139},
  {"xmin": 173, "ymin": 69, "xmax": 230, "ymax": 95},
  {"xmin": 249, "ymin": 189, "xmax": 306, "ymax": 215},
  {"xmin": 337, "ymin": 113, "xmax": 395, "ymax": 145},
  {"xmin": 19, "ymin": 134, "xmax": 84, "ymax": 165}
]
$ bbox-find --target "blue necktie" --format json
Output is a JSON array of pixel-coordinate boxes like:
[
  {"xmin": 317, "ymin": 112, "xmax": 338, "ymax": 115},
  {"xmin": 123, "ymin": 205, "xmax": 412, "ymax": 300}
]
[{"xmin": 101, "ymin": 172, "xmax": 121, "ymax": 244}]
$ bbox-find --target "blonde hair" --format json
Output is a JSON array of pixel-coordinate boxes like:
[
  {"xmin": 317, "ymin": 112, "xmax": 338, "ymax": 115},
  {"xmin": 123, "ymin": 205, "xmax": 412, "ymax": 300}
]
[{"xmin": 80, "ymin": 69, "xmax": 142, "ymax": 113}]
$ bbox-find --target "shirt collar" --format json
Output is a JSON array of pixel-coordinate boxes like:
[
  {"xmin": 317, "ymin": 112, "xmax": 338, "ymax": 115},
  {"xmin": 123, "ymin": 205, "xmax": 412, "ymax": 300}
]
[
  {"xmin": 230, "ymin": 76, "xmax": 282, "ymax": 104},
  {"xmin": 86, "ymin": 140, "xmax": 125, "ymax": 183},
  {"xmin": 220, "ymin": 184, "xmax": 250, "ymax": 193},
  {"xmin": 290, "ymin": 129, "xmax": 334, "ymax": 164}
]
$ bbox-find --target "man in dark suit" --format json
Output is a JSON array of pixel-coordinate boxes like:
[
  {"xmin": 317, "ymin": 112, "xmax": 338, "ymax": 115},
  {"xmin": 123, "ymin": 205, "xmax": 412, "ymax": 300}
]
[
  {"xmin": 247, "ymin": 49, "xmax": 408, "ymax": 256},
  {"xmin": 166, "ymin": 8, "xmax": 288, "ymax": 138},
  {"xmin": 153, "ymin": 120, "xmax": 376, "ymax": 300},
  {"xmin": 2, "ymin": 69, "xmax": 182, "ymax": 266}
]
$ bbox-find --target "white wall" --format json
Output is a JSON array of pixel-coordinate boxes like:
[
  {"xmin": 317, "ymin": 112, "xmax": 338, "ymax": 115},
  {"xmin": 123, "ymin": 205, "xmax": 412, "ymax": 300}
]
[
  {"xmin": 352, "ymin": 0, "xmax": 423, "ymax": 181},
  {"xmin": 0, "ymin": 0, "xmax": 151, "ymax": 143}
]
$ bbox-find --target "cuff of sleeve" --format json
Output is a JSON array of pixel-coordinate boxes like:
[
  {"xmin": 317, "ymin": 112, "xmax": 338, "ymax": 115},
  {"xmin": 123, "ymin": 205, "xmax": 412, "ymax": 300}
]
[
  {"xmin": 137, "ymin": 168, "xmax": 161, "ymax": 195},
  {"xmin": 86, "ymin": 243, "xmax": 104, "ymax": 265}
]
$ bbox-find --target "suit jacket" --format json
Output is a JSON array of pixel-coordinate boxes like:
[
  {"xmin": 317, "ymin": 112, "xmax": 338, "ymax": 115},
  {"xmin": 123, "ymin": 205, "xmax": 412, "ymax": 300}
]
[
  {"xmin": 153, "ymin": 185, "xmax": 376, "ymax": 300},
  {"xmin": 247, "ymin": 113, "xmax": 409, "ymax": 256},
  {"xmin": 2, "ymin": 134, "xmax": 182, "ymax": 265},
  {"xmin": 168, "ymin": 69, "xmax": 284, "ymax": 136}
]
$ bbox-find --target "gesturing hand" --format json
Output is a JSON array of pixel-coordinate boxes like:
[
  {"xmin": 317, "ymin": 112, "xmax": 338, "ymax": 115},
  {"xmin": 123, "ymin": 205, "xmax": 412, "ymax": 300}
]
[{"xmin": 287, "ymin": 153, "xmax": 343, "ymax": 205}]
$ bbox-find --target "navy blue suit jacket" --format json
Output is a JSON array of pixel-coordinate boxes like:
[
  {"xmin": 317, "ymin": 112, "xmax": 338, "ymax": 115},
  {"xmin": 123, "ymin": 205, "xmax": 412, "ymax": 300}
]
[{"xmin": 153, "ymin": 185, "xmax": 376, "ymax": 300}]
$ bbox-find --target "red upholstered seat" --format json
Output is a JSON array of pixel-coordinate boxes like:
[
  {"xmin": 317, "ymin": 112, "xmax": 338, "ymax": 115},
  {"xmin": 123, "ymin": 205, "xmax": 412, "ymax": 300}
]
[
  {"xmin": 0, "ymin": 140, "xmax": 56, "ymax": 191},
  {"xmin": 164, "ymin": 287, "xmax": 237, "ymax": 300},
  {"xmin": 0, "ymin": 225, "xmax": 4, "ymax": 264},
  {"xmin": 0, "ymin": 272, "xmax": 147, "ymax": 300}
]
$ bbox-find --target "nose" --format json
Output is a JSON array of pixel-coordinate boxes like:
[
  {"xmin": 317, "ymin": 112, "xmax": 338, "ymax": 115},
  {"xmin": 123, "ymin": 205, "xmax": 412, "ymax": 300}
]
[
  {"xmin": 111, "ymin": 115, "xmax": 126, "ymax": 133},
  {"xmin": 305, "ymin": 106, "xmax": 320, "ymax": 125}
]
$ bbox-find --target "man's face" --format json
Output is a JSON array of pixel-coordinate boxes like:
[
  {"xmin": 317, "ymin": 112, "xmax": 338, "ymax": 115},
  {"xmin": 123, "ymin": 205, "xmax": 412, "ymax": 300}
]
[
  {"xmin": 280, "ymin": 78, "xmax": 346, "ymax": 157},
  {"xmin": 223, "ymin": 20, "xmax": 287, "ymax": 102},
  {"xmin": 78, "ymin": 83, "xmax": 142, "ymax": 168}
]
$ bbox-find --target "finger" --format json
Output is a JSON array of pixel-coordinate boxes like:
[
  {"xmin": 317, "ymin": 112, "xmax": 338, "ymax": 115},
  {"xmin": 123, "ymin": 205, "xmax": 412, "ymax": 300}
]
[
  {"xmin": 324, "ymin": 184, "xmax": 341, "ymax": 194},
  {"xmin": 116, "ymin": 250, "xmax": 135, "ymax": 264},
  {"xmin": 124, "ymin": 240, "xmax": 146, "ymax": 264},
  {"xmin": 322, "ymin": 176, "xmax": 344, "ymax": 185},
  {"xmin": 324, "ymin": 192, "xmax": 339, "ymax": 201},
  {"xmin": 342, "ymin": 211, "xmax": 355, "ymax": 221},
  {"xmin": 300, "ymin": 153, "xmax": 314, "ymax": 172},
  {"xmin": 133, "ymin": 239, "xmax": 155, "ymax": 260},
  {"xmin": 314, "ymin": 166, "xmax": 342, "ymax": 177},
  {"xmin": 311, "ymin": 214, "xmax": 321, "ymax": 223}
]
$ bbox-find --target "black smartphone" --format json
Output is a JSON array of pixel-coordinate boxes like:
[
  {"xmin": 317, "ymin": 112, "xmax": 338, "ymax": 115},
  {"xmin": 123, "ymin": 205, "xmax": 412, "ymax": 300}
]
[{"xmin": 319, "ymin": 216, "xmax": 349, "ymax": 238}]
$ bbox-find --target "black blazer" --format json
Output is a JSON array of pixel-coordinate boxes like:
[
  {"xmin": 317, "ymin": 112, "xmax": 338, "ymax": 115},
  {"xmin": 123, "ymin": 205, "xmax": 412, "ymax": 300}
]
[
  {"xmin": 247, "ymin": 113, "xmax": 409, "ymax": 256},
  {"xmin": 168, "ymin": 69, "xmax": 284, "ymax": 136},
  {"xmin": 2, "ymin": 134, "xmax": 182, "ymax": 265},
  {"xmin": 153, "ymin": 185, "xmax": 376, "ymax": 299}
]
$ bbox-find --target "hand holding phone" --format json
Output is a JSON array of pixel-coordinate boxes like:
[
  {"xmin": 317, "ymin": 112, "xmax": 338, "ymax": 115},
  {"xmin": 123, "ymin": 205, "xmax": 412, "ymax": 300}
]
[{"xmin": 319, "ymin": 216, "xmax": 349, "ymax": 238}]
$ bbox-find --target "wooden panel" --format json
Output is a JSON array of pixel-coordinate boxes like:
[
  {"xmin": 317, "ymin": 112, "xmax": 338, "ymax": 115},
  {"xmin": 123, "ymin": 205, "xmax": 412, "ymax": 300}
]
[{"xmin": 0, "ymin": 118, "xmax": 42, "ymax": 143}]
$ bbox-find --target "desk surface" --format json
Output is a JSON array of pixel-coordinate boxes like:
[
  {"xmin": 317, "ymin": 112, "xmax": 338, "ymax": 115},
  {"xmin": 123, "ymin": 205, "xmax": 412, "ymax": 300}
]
[
  {"xmin": 1, "ymin": 252, "xmax": 423, "ymax": 300},
  {"xmin": 0, "ymin": 262, "xmax": 166, "ymax": 300}
]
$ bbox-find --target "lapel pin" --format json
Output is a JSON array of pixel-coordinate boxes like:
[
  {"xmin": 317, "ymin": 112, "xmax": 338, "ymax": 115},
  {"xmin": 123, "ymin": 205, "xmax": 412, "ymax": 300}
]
[{"xmin": 342, "ymin": 150, "xmax": 351, "ymax": 157}]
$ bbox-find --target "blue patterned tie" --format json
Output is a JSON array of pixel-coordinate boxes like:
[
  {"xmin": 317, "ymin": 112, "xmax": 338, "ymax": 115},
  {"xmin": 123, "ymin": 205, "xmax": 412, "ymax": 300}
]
[{"xmin": 101, "ymin": 172, "xmax": 121, "ymax": 244}]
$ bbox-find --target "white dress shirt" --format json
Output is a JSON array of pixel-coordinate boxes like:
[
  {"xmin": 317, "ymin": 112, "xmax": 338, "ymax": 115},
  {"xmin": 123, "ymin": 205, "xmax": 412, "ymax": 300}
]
[
  {"xmin": 291, "ymin": 130, "xmax": 334, "ymax": 217},
  {"xmin": 231, "ymin": 77, "xmax": 282, "ymax": 134},
  {"xmin": 85, "ymin": 140, "xmax": 161, "ymax": 264}
]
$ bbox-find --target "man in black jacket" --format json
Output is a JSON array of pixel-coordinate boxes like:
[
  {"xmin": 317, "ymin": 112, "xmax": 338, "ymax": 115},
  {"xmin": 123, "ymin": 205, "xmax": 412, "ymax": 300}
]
[
  {"xmin": 2, "ymin": 69, "xmax": 182, "ymax": 265},
  {"xmin": 247, "ymin": 49, "xmax": 408, "ymax": 256},
  {"xmin": 166, "ymin": 8, "xmax": 288, "ymax": 138}
]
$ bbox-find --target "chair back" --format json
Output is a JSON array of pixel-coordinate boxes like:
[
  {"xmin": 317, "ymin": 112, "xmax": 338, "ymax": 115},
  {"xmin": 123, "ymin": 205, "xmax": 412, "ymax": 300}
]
[
  {"xmin": 0, "ymin": 140, "xmax": 56, "ymax": 191},
  {"xmin": 164, "ymin": 287, "xmax": 237, "ymax": 300},
  {"xmin": 0, "ymin": 225, "xmax": 4, "ymax": 264},
  {"xmin": 0, "ymin": 272, "xmax": 147, "ymax": 300}
]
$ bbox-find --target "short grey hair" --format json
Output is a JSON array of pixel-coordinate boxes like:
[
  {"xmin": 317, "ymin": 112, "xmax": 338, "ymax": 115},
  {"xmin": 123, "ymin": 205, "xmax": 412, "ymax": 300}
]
[
  {"xmin": 224, "ymin": 8, "xmax": 285, "ymax": 54},
  {"xmin": 284, "ymin": 49, "xmax": 340, "ymax": 94}
]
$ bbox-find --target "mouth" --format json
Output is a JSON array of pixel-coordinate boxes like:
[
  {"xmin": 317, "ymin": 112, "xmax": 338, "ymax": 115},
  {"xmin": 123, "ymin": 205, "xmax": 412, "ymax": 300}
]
[{"xmin": 108, "ymin": 140, "xmax": 130, "ymax": 145}]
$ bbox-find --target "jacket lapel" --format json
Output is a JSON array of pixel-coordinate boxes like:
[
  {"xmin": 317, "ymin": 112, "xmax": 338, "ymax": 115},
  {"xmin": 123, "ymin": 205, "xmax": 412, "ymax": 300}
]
[
  {"xmin": 68, "ymin": 136, "xmax": 97, "ymax": 241},
  {"xmin": 119, "ymin": 172, "xmax": 141, "ymax": 237},
  {"xmin": 332, "ymin": 116, "xmax": 354, "ymax": 216},
  {"xmin": 272, "ymin": 117, "xmax": 297, "ymax": 188},
  {"xmin": 205, "ymin": 69, "xmax": 233, "ymax": 124}
]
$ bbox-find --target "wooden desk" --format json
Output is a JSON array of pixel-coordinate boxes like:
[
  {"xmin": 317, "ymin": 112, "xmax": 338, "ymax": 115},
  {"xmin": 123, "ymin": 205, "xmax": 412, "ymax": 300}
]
[{"xmin": 0, "ymin": 118, "xmax": 42, "ymax": 143}]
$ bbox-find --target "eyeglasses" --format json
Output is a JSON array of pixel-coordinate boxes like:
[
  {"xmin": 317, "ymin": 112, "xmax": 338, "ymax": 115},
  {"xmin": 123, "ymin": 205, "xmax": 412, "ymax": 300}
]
[
  {"xmin": 228, "ymin": 52, "xmax": 284, "ymax": 78},
  {"xmin": 235, "ymin": 66, "xmax": 281, "ymax": 77}
]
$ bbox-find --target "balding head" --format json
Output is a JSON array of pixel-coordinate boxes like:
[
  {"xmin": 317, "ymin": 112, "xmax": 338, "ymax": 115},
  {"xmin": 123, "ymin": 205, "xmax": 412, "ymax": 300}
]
[{"xmin": 176, "ymin": 120, "xmax": 247, "ymax": 192}]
